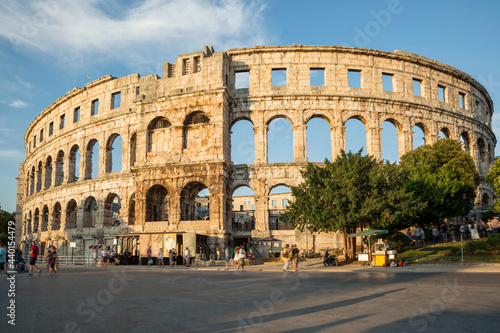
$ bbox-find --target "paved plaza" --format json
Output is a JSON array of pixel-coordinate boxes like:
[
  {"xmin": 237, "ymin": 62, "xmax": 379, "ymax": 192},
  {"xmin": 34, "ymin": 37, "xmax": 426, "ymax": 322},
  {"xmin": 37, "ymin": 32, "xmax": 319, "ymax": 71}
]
[{"xmin": 3, "ymin": 260, "xmax": 500, "ymax": 332}]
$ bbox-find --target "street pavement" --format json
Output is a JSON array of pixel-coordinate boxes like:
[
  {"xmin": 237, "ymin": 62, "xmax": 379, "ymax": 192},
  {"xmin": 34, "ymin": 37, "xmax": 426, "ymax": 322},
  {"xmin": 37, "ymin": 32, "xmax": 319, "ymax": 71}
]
[{"xmin": 2, "ymin": 259, "xmax": 500, "ymax": 333}]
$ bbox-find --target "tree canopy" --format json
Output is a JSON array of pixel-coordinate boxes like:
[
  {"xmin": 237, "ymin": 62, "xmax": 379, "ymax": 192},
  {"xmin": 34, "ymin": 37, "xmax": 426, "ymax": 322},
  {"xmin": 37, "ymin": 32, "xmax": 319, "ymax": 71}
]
[
  {"xmin": 485, "ymin": 157, "xmax": 500, "ymax": 212},
  {"xmin": 0, "ymin": 209, "xmax": 15, "ymax": 245}
]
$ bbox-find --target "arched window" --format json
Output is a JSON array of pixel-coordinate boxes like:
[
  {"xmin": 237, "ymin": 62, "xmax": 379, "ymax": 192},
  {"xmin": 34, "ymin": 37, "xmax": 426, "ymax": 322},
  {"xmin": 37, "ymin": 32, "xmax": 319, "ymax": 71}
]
[
  {"xmin": 128, "ymin": 194, "xmax": 136, "ymax": 225},
  {"xmin": 55, "ymin": 150, "xmax": 65, "ymax": 186},
  {"xmin": 130, "ymin": 133, "xmax": 137, "ymax": 167},
  {"xmin": 44, "ymin": 156, "xmax": 52, "ymax": 189},
  {"xmin": 306, "ymin": 117, "xmax": 331, "ymax": 162},
  {"xmin": 381, "ymin": 120, "xmax": 399, "ymax": 163},
  {"xmin": 52, "ymin": 202, "xmax": 61, "ymax": 231},
  {"xmin": 85, "ymin": 139, "xmax": 99, "ymax": 179},
  {"xmin": 345, "ymin": 118, "xmax": 367, "ymax": 156},
  {"xmin": 231, "ymin": 119, "xmax": 255, "ymax": 164},
  {"xmin": 33, "ymin": 208, "xmax": 40, "ymax": 233},
  {"xmin": 183, "ymin": 111, "xmax": 210, "ymax": 149},
  {"xmin": 412, "ymin": 124, "xmax": 426, "ymax": 149},
  {"xmin": 460, "ymin": 132, "xmax": 470, "ymax": 153},
  {"xmin": 36, "ymin": 161, "xmax": 42, "ymax": 192},
  {"xmin": 231, "ymin": 186, "xmax": 255, "ymax": 232},
  {"xmin": 268, "ymin": 185, "xmax": 292, "ymax": 230},
  {"xmin": 65, "ymin": 200, "xmax": 77, "ymax": 229},
  {"xmin": 267, "ymin": 117, "xmax": 293, "ymax": 163},
  {"xmin": 145, "ymin": 185, "xmax": 168, "ymax": 222},
  {"xmin": 105, "ymin": 134, "xmax": 123, "ymax": 173},
  {"xmin": 180, "ymin": 182, "xmax": 209, "ymax": 221},
  {"xmin": 68, "ymin": 145, "xmax": 80, "ymax": 183},
  {"xmin": 103, "ymin": 193, "xmax": 121, "ymax": 227},
  {"xmin": 82, "ymin": 196, "xmax": 97, "ymax": 227},
  {"xmin": 147, "ymin": 117, "xmax": 172, "ymax": 152},
  {"xmin": 41, "ymin": 205, "xmax": 49, "ymax": 231}
]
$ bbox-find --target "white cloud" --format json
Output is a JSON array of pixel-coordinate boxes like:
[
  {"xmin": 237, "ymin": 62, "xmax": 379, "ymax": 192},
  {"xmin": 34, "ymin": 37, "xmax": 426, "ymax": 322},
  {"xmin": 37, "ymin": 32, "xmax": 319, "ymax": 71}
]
[
  {"xmin": 0, "ymin": 0, "xmax": 268, "ymax": 68},
  {"xmin": 14, "ymin": 75, "xmax": 31, "ymax": 89},
  {"xmin": 9, "ymin": 100, "xmax": 32, "ymax": 108}
]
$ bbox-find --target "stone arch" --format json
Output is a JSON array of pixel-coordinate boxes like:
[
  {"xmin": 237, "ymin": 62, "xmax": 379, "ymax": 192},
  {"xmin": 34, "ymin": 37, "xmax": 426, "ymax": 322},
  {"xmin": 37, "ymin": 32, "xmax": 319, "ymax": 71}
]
[
  {"xmin": 68, "ymin": 144, "xmax": 80, "ymax": 183},
  {"xmin": 26, "ymin": 171, "xmax": 30, "ymax": 197},
  {"xmin": 85, "ymin": 139, "xmax": 99, "ymax": 179},
  {"xmin": 381, "ymin": 118, "xmax": 400, "ymax": 163},
  {"xmin": 488, "ymin": 143, "xmax": 493, "ymax": 164},
  {"xmin": 36, "ymin": 161, "xmax": 42, "ymax": 192},
  {"xmin": 82, "ymin": 196, "xmax": 98, "ymax": 228},
  {"xmin": 105, "ymin": 133, "xmax": 123, "ymax": 173},
  {"xmin": 460, "ymin": 131, "xmax": 471, "ymax": 153},
  {"xmin": 103, "ymin": 193, "xmax": 121, "ymax": 227},
  {"xmin": 130, "ymin": 133, "xmax": 137, "ymax": 167},
  {"xmin": 231, "ymin": 118, "xmax": 255, "ymax": 164},
  {"xmin": 412, "ymin": 123, "xmax": 427, "ymax": 149},
  {"xmin": 344, "ymin": 116, "xmax": 367, "ymax": 155},
  {"xmin": 41, "ymin": 205, "xmax": 49, "ymax": 231},
  {"xmin": 183, "ymin": 111, "xmax": 210, "ymax": 149},
  {"xmin": 128, "ymin": 193, "xmax": 136, "ymax": 225},
  {"xmin": 55, "ymin": 150, "xmax": 65, "ymax": 186},
  {"xmin": 27, "ymin": 210, "xmax": 32, "ymax": 234},
  {"xmin": 30, "ymin": 165, "xmax": 35, "ymax": 195},
  {"xmin": 439, "ymin": 127, "xmax": 450, "ymax": 139},
  {"xmin": 180, "ymin": 181, "xmax": 209, "ymax": 221},
  {"xmin": 145, "ymin": 185, "xmax": 169, "ymax": 222},
  {"xmin": 306, "ymin": 116, "xmax": 331, "ymax": 162},
  {"xmin": 147, "ymin": 117, "xmax": 172, "ymax": 152},
  {"xmin": 304, "ymin": 113, "xmax": 332, "ymax": 127},
  {"xmin": 44, "ymin": 155, "xmax": 52, "ymax": 190},
  {"xmin": 267, "ymin": 117, "xmax": 293, "ymax": 163},
  {"xmin": 268, "ymin": 185, "xmax": 293, "ymax": 230},
  {"xmin": 65, "ymin": 199, "xmax": 77, "ymax": 229},
  {"xmin": 477, "ymin": 138, "xmax": 486, "ymax": 163},
  {"xmin": 33, "ymin": 207, "xmax": 40, "ymax": 233},
  {"xmin": 231, "ymin": 185, "xmax": 256, "ymax": 232},
  {"xmin": 52, "ymin": 202, "xmax": 61, "ymax": 231}
]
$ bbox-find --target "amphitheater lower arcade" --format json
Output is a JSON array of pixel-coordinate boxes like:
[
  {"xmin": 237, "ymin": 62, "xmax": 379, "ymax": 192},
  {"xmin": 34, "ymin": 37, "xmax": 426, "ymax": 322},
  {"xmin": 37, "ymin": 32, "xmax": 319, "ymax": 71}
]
[{"xmin": 16, "ymin": 45, "xmax": 496, "ymax": 260}]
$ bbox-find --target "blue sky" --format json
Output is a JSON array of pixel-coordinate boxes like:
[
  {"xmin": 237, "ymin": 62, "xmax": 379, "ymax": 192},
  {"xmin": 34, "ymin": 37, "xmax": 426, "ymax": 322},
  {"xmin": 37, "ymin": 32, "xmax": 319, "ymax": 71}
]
[{"xmin": 1, "ymin": 0, "xmax": 500, "ymax": 212}]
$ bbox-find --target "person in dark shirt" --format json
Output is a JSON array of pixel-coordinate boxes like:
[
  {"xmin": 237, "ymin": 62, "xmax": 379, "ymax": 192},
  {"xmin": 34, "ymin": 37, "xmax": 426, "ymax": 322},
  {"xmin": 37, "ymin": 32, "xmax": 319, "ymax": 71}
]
[{"xmin": 291, "ymin": 244, "xmax": 300, "ymax": 271}]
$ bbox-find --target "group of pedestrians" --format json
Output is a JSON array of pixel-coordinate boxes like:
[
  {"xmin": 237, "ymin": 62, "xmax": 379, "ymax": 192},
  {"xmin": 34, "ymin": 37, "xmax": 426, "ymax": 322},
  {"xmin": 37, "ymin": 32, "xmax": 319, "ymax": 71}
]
[{"xmin": 282, "ymin": 244, "xmax": 299, "ymax": 272}]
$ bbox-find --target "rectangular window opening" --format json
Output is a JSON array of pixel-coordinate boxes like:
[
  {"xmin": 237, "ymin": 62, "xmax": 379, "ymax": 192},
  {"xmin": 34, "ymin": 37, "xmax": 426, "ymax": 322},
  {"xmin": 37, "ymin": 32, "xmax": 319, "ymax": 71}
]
[
  {"xmin": 283, "ymin": 199, "xmax": 288, "ymax": 207},
  {"xmin": 272, "ymin": 200, "xmax": 277, "ymax": 207},
  {"xmin": 193, "ymin": 56, "xmax": 201, "ymax": 73},
  {"xmin": 60, "ymin": 114, "xmax": 65, "ymax": 129},
  {"xmin": 235, "ymin": 70, "xmax": 250, "ymax": 89},
  {"xmin": 272, "ymin": 68, "xmax": 287, "ymax": 87},
  {"xmin": 49, "ymin": 122, "xmax": 54, "ymax": 136},
  {"xmin": 438, "ymin": 85, "xmax": 446, "ymax": 102},
  {"xmin": 382, "ymin": 73, "xmax": 393, "ymax": 92},
  {"xmin": 111, "ymin": 92, "xmax": 121, "ymax": 109},
  {"xmin": 33, "ymin": 135, "xmax": 36, "ymax": 148},
  {"xmin": 91, "ymin": 99, "xmax": 99, "ymax": 116},
  {"xmin": 73, "ymin": 107, "xmax": 80, "ymax": 123},
  {"xmin": 459, "ymin": 92, "xmax": 466, "ymax": 108},
  {"xmin": 310, "ymin": 68, "xmax": 325, "ymax": 86},
  {"xmin": 412, "ymin": 79, "xmax": 422, "ymax": 96},
  {"xmin": 40, "ymin": 129, "xmax": 44, "ymax": 142},
  {"xmin": 348, "ymin": 69, "xmax": 361, "ymax": 88},
  {"xmin": 182, "ymin": 58, "xmax": 190, "ymax": 75}
]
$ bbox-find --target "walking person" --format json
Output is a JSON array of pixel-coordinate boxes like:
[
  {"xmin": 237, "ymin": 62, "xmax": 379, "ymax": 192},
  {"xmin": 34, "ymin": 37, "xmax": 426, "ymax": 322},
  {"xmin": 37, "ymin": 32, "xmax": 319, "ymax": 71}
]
[
  {"xmin": 237, "ymin": 245, "xmax": 246, "ymax": 271},
  {"xmin": 44, "ymin": 247, "xmax": 52, "ymax": 270},
  {"xmin": 419, "ymin": 227, "xmax": 426, "ymax": 246},
  {"xmin": 0, "ymin": 242, "xmax": 9, "ymax": 277},
  {"xmin": 169, "ymin": 249, "xmax": 176, "ymax": 267},
  {"xmin": 233, "ymin": 247, "xmax": 240, "ymax": 269},
  {"xmin": 184, "ymin": 247, "xmax": 191, "ymax": 267},
  {"xmin": 224, "ymin": 245, "xmax": 230, "ymax": 270},
  {"xmin": 48, "ymin": 246, "xmax": 58, "ymax": 275},
  {"xmin": 92, "ymin": 249, "xmax": 98, "ymax": 267},
  {"xmin": 478, "ymin": 219, "xmax": 487, "ymax": 238},
  {"xmin": 216, "ymin": 245, "xmax": 221, "ymax": 261},
  {"xmin": 486, "ymin": 220, "xmax": 494, "ymax": 235},
  {"xmin": 282, "ymin": 244, "xmax": 291, "ymax": 272},
  {"xmin": 147, "ymin": 246, "xmax": 152, "ymax": 267},
  {"xmin": 158, "ymin": 248, "xmax": 164, "ymax": 267},
  {"xmin": 291, "ymin": 244, "xmax": 299, "ymax": 271},
  {"xmin": 101, "ymin": 247, "xmax": 108, "ymax": 267},
  {"xmin": 28, "ymin": 241, "xmax": 42, "ymax": 276}
]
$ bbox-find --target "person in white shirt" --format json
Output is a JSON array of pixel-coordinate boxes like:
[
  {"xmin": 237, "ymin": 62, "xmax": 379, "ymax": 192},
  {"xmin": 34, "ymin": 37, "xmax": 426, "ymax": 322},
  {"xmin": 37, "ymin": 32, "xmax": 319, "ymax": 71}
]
[
  {"xmin": 413, "ymin": 228, "xmax": 421, "ymax": 247},
  {"xmin": 184, "ymin": 247, "xmax": 191, "ymax": 267}
]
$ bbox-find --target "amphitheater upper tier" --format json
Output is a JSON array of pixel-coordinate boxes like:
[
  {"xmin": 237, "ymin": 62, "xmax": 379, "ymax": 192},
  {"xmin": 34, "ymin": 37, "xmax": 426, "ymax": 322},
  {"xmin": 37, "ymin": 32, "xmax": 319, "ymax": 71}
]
[{"xmin": 17, "ymin": 45, "xmax": 496, "ymax": 257}]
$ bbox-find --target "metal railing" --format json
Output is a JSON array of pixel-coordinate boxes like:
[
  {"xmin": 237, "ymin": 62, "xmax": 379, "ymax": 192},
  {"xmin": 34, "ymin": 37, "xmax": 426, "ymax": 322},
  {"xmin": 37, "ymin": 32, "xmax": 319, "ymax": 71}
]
[{"xmin": 23, "ymin": 255, "xmax": 94, "ymax": 266}]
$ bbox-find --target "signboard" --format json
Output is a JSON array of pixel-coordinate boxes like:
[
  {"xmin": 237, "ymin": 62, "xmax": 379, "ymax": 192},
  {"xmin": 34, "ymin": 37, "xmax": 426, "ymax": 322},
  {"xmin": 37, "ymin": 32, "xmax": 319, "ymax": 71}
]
[
  {"xmin": 358, "ymin": 254, "xmax": 369, "ymax": 262},
  {"xmin": 98, "ymin": 237, "xmax": 104, "ymax": 245},
  {"xmin": 70, "ymin": 242, "xmax": 77, "ymax": 248}
]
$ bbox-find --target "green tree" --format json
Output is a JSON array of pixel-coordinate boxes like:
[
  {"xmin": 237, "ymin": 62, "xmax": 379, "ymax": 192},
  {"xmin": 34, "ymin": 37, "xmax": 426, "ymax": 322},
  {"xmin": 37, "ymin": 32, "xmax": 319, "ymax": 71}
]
[
  {"xmin": 485, "ymin": 157, "xmax": 500, "ymax": 212},
  {"xmin": 0, "ymin": 209, "xmax": 15, "ymax": 245},
  {"xmin": 281, "ymin": 150, "xmax": 423, "ymax": 258},
  {"xmin": 398, "ymin": 139, "xmax": 479, "ymax": 225}
]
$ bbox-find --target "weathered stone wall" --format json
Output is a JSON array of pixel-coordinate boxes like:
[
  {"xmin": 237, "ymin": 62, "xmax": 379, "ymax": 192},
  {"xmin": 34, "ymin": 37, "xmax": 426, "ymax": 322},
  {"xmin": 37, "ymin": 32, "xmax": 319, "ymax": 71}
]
[{"xmin": 17, "ymin": 45, "xmax": 496, "ymax": 256}]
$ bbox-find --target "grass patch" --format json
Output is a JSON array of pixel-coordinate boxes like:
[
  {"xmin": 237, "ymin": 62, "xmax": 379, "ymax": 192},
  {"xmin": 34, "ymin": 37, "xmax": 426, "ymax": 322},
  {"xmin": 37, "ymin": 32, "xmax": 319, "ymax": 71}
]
[{"xmin": 398, "ymin": 241, "xmax": 500, "ymax": 264}]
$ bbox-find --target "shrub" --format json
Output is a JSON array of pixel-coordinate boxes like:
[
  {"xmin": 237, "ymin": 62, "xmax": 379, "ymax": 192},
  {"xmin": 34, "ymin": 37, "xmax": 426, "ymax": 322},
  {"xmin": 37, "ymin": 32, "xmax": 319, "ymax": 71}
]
[
  {"xmin": 486, "ymin": 233, "xmax": 500, "ymax": 250},
  {"xmin": 464, "ymin": 240, "xmax": 490, "ymax": 252}
]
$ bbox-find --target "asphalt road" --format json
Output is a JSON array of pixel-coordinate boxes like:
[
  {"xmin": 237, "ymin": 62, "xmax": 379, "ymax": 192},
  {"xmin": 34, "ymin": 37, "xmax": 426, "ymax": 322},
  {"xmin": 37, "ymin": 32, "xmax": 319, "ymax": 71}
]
[{"xmin": 2, "ymin": 263, "xmax": 500, "ymax": 333}]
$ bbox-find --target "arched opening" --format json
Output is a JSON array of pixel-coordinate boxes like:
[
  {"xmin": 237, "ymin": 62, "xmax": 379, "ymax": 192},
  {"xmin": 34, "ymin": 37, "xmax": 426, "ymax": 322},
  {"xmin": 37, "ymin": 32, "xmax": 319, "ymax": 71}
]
[
  {"xmin": 68, "ymin": 145, "xmax": 80, "ymax": 183},
  {"xmin": 439, "ymin": 127, "xmax": 450, "ymax": 139},
  {"xmin": 231, "ymin": 119, "xmax": 255, "ymax": 164},
  {"xmin": 147, "ymin": 117, "xmax": 172, "ymax": 152},
  {"xmin": 306, "ymin": 117, "xmax": 331, "ymax": 162},
  {"xmin": 84, "ymin": 139, "xmax": 99, "ymax": 179},
  {"xmin": 128, "ymin": 194, "xmax": 136, "ymax": 225},
  {"xmin": 381, "ymin": 120, "xmax": 399, "ymax": 163},
  {"xmin": 482, "ymin": 193, "xmax": 490, "ymax": 206},
  {"xmin": 104, "ymin": 193, "xmax": 121, "ymax": 227},
  {"xmin": 105, "ymin": 134, "xmax": 123, "ymax": 173},
  {"xmin": 27, "ymin": 211, "xmax": 32, "ymax": 234},
  {"xmin": 36, "ymin": 161, "xmax": 42, "ymax": 192},
  {"xmin": 30, "ymin": 166, "xmax": 35, "ymax": 195},
  {"xmin": 183, "ymin": 111, "xmax": 210, "ymax": 149},
  {"xmin": 65, "ymin": 199, "xmax": 77, "ymax": 229},
  {"xmin": 41, "ymin": 205, "xmax": 49, "ymax": 231},
  {"xmin": 460, "ymin": 132, "xmax": 470, "ymax": 154},
  {"xmin": 44, "ymin": 156, "xmax": 52, "ymax": 189},
  {"xmin": 267, "ymin": 117, "xmax": 293, "ymax": 163},
  {"xmin": 52, "ymin": 202, "xmax": 61, "ymax": 231},
  {"xmin": 268, "ymin": 185, "xmax": 292, "ymax": 230},
  {"xmin": 26, "ymin": 172, "xmax": 30, "ymax": 197},
  {"xmin": 488, "ymin": 143, "xmax": 493, "ymax": 164},
  {"xmin": 232, "ymin": 186, "xmax": 255, "ymax": 232},
  {"xmin": 412, "ymin": 124, "xmax": 426, "ymax": 150},
  {"xmin": 33, "ymin": 208, "xmax": 40, "ymax": 233},
  {"xmin": 145, "ymin": 185, "xmax": 169, "ymax": 222},
  {"xmin": 180, "ymin": 182, "xmax": 209, "ymax": 221},
  {"xmin": 478, "ymin": 138, "xmax": 486, "ymax": 163},
  {"xmin": 130, "ymin": 133, "xmax": 137, "ymax": 167},
  {"xmin": 344, "ymin": 118, "xmax": 367, "ymax": 156},
  {"xmin": 82, "ymin": 196, "xmax": 98, "ymax": 227},
  {"xmin": 55, "ymin": 150, "xmax": 65, "ymax": 186}
]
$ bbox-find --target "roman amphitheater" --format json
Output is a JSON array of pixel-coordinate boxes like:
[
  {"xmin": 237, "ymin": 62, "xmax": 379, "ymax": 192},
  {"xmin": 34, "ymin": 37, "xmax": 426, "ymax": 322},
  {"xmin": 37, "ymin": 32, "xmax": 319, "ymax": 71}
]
[{"xmin": 16, "ymin": 45, "xmax": 496, "ymax": 261}]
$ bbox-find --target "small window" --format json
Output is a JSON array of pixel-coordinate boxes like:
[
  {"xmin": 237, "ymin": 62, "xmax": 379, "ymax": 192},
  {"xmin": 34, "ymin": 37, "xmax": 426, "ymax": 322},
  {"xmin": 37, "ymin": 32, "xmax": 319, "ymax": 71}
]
[
  {"xmin": 235, "ymin": 70, "xmax": 250, "ymax": 89},
  {"xmin": 29, "ymin": 141, "xmax": 31, "ymax": 153},
  {"xmin": 310, "ymin": 68, "xmax": 325, "ymax": 86},
  {"xmin": 459, "ymin": 92, "xmax": 466, "ymax": 109},
  {"xmin": 272, "ymin": 200, "xmax": 277, "ymax": 207},
  {"xmin": 348, "ymin": 69, "xmax": 361, "ymax": 88},
  {"xmin": 91, "ymin": 100, "xmax": 99, "ymax": 116},
  {"xmin": 283, "ymin": 199, "xmax": 288, "ymax": 207},
  {"xmin": 182, "ymin": 58, "xmax": 190, "ymax": 75},
  {"xmin": 252, "ymin": 204, "xmax": 255, "ymax": 210},
  {"xmin": 135, "ymin": 87, "xmax": 140, "ymax": 95},
  {"xmin": 33, "ymin": 135, "xmax": 37, "ymax": 148},
  {"xmin": 437, "ymin": 85, "xmax": 446, "ymax": 102},
  {"xmin": 193, "ymin": 56, "xmax": 201, "ymax": 73},
  {"xmin": 382, "ymin": 73, "xmax": 393, "ymax": 92},
  {"xmin": 272, "ymin": 69, "xmax": 287, "ymax": 87},
  {"xmin": 59, "ymin": 114, "xmax": 65, "ymax": 129},
  {"xmin": 49, "ymin": 122, "xmax": 54, "ymax": 136},
  {"xmin": 40, "ymin": 129, "xmax": 44, "ymax": 142},
  {"xmin": 73, "ymin": 107, "xmax": 80, "ymax": 123},
  {"xmin": 240, "ymin": 205, "xmax": 243, "ymax": 211},
  {"xmin": 412, "ymin": 79, "xmax": 421, "ymax": 96},
  {"xmin": 111, "ymin": 92, "xmax": 121, "ymax": 109}
]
